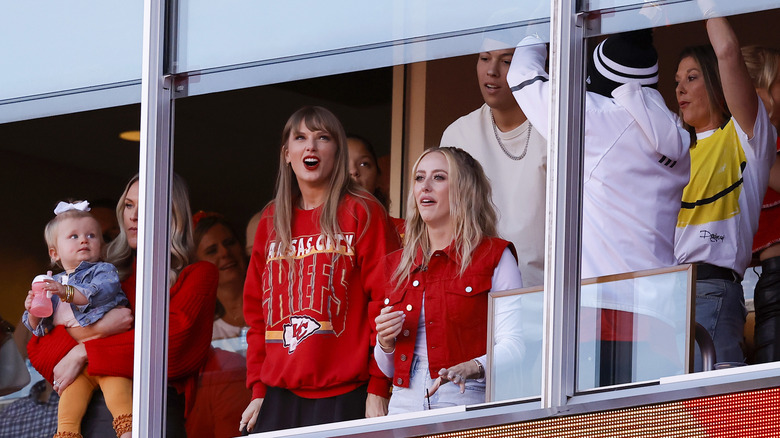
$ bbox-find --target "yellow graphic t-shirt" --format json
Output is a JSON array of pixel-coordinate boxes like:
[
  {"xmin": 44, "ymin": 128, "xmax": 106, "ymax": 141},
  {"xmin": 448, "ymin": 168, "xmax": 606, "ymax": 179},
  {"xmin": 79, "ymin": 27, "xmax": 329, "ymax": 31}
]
[
  {"xmin": 674, "ymin": 107, "xmax": 775, "ymax": 275},
  {"xmin": 677, "ymin": 120, "xmax": 746, "ymax": 228}
]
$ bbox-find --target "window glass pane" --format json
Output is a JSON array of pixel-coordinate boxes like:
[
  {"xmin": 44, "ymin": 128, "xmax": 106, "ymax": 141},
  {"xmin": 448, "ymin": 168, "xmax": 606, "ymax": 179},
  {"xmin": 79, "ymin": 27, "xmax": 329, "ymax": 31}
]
[
  {"xmin": 489, "ymin": 288, "xmax": 543, "ymax": 401},
  {"xmin": 0, "ymin": 106, "xmax": 140, "ymax": 433},
  {"xmin": 0, "ymin": 2, "xmax": 142, "ymax": 102},
  {"xmin": 577, "ymin": 267, "xmax": 693, "ymax": 391},
  {"xmin": 585, "ymin": 0, "xmax": 778, "ymax": 36},
  {"xmin": 178, "ymin": 22, "xmax": 550, "ymax": 99},
  {"xmin": 173, "ymin": 70, "xmax": 394, "ymax": 435},
  {"xmin": 574, "ymin": 7, "xmax": 779, "ymax": 395},
  {"xmin": 175, "ymin": 0, "xmax": 550, "ymax": 75}
]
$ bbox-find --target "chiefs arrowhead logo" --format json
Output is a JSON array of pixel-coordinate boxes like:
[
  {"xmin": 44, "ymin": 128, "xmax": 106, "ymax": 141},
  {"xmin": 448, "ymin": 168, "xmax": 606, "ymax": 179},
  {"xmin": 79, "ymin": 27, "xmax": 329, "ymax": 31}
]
[{"xmin": 282, "ymin": 316, "xmax": 321, "ymax": 353}]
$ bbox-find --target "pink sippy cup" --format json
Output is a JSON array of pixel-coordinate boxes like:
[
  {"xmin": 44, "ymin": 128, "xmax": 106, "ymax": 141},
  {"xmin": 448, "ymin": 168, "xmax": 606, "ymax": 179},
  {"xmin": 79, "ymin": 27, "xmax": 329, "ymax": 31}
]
[{"xmin": 30, "ymin": 272, "xmax": 54, "ymax": 318}]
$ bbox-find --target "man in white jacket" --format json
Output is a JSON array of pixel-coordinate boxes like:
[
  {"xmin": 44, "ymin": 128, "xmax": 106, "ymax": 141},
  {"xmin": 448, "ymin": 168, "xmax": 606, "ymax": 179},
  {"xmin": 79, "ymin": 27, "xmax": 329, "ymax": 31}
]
[{"xmin": 508, "ymin": 30, "xmax": 691, "ymax": 386}]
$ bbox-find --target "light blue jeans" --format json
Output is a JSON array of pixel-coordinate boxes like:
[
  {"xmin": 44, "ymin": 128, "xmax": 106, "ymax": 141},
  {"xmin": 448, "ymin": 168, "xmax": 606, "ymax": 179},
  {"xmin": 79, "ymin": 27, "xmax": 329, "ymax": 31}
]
[
  {"xmin": 694, "ymin": 279, "xmax": 747, "ymax": 371},
  {"xmin": 388, "ymin": 355, "xmax": 486, "ymax": 414}
]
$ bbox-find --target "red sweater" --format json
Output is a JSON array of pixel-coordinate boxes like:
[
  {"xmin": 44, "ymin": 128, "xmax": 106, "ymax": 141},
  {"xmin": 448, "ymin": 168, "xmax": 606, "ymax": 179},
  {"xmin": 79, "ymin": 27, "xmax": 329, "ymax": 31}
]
[
  {"xmin": 27, "ymin": 261, "xmax": 218, "ymax": 411},
  {"xmin": 244, "ymin": 194, "xmax": 401, "ymax": 400},
  {"xmin": 384, "ymin": 238, "xmax": 510, "ymax": 387}
]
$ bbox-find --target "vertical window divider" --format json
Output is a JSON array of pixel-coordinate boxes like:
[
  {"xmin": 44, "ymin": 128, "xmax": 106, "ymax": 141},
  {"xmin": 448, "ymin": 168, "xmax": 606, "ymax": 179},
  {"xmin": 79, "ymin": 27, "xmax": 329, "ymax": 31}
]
[
  {"xmin": 542, "ymin": 0, "xmax": 587, "ymax": 409},
  {"xmin": 136, "ymin": 0, "xmax": 174, "ymax": 435}
]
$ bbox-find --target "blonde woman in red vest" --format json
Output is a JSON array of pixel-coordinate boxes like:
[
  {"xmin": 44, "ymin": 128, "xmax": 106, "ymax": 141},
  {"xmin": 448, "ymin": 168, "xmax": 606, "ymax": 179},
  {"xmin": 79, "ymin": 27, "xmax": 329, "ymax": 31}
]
[{"xmin": 374, "ymin": 147, "xmax": 525, "ymax": 413}]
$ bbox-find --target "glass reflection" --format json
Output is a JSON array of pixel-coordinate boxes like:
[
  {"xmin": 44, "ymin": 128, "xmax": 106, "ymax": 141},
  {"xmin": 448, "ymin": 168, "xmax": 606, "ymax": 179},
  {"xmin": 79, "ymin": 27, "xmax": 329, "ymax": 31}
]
[
  {"xmin": 488, "ymin": 288, "xmax": 543, "ymax": 401},
  {"xmin": 578, "ymin": 267, "xmax": 693, "ymax": 391}
]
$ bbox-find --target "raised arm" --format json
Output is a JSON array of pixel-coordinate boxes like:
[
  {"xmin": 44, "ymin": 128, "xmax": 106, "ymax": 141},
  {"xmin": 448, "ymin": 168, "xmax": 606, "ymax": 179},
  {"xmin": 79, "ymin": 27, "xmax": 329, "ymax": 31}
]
[
  {"xmin": 707, "ymin": 17, "xmax": 759, "ymax": 137},
  {"xmin": 507, "ymin": 35, "xmax": 551, "ymax": 140},
  {"xmin": 612, "ymin": 84, "xmax": 691, "ymax": 160}
]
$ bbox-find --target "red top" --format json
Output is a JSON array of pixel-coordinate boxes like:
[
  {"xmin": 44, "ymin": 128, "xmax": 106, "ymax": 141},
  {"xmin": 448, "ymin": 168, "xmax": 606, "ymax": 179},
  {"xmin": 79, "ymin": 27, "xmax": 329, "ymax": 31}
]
[
  {"xmin": 384, "ymin": 237, "xmax": 510, "ymax": 387},
  {"xmin": 752, "ymin": 138, "xmax": 780, "ymax": 254},
  {"xmin": 27, "ymin": 261, "xmax": 218, "ymax": 414},
  {"xmin": 244, "ymin": 193, "xmax": 401, "ymax": 400},
  {"xmin": 390, "ymin": 217, "xmax": 406, "ymax": 241}
]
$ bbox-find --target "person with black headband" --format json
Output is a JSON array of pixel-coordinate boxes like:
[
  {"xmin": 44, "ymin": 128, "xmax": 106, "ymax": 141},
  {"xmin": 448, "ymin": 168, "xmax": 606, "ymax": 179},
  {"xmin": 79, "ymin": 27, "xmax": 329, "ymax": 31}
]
[{"xmin": 508, "ymin": 30, "xmax": 690, "ymax": 385}]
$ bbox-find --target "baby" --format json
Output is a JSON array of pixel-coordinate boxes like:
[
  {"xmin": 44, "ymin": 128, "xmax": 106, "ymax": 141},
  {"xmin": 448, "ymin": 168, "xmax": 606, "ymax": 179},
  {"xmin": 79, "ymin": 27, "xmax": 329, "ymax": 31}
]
[{"xmin": 23, "ymin": 200, "xmax": 132, "ymax": 438}]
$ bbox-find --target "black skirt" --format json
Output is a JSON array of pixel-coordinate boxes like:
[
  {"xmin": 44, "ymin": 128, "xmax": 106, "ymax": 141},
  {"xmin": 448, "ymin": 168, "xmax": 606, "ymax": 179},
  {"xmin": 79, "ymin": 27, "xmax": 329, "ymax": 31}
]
[{"xmin": 252, "ymin": 384, "xmax": 367, "ymax": 433}]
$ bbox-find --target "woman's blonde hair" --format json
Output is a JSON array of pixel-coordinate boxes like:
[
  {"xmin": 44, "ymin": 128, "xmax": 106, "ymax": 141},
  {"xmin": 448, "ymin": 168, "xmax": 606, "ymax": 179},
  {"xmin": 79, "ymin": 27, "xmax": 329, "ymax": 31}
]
[
  {"xmin": 742, "ymin": 45, "xmax": 780, "ymax": 122},
  {"xmin": 105, "ymin": 176, "xmax": 137, "ymax": 280},
  {"xmin": 392, "ymin": 147, "xmax": 498, "ymax": 286},
  {"xmin": 106, "ymin": 174, "xmax": 194, "ymax": 285},
  {"xmin": 169, "ymin": 174, "xmax": 195, "ymax": 284},
  {"xmin": 270, "ymin": 106, "xmax": 366, "ymax": 258}
]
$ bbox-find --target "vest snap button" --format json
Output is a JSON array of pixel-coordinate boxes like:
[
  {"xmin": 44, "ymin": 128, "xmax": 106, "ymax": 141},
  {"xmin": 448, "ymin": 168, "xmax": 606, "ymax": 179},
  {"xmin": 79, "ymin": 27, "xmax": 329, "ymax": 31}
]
[
  {"xmin": 400, "ymin": 354, "xmax": 407, "ymax": 361},
  {"xmin": 383, "ymin": 298, "xmax": 390, "ymax": 305},
  {"xmin": 403, "ymin": 329, "xmax": 410, "ymax": 337},
  {"xmin": 406, "ymin": 304, "xmax": 413, "ymax": 312},
  {"xmin": 465, "ymin": 286, "xmax": 473, "ymax": 293},
  {"xmin": 412, "ymin": 280, "xmax": 420, "ymax": 287},
  {"xmin": 397, "ymin": 378, "xmax": 403, "ymax": 385}
]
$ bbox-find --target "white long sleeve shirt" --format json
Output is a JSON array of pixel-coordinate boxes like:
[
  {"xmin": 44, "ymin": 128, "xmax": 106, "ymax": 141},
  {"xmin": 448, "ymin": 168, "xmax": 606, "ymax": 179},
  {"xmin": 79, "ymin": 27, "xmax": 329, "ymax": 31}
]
[{"xmin": 508, "ymin": 36, "xmax": 691, "ymax": 320}]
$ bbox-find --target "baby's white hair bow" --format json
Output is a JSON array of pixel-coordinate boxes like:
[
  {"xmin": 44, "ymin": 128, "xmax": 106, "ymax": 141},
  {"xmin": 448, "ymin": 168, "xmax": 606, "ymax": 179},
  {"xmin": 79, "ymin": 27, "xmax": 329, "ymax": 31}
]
[{"xmin": 54, "ymin": 200, "xmax": 91, "ymax": 215}]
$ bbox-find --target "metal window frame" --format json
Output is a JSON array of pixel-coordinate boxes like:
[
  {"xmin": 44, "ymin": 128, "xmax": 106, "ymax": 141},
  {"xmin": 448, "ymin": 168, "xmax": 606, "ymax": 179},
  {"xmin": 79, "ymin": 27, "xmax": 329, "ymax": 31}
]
[
  {"xmin": 134, "ymin": 0, "xmax": 174, "ymax": 436},
  {"xmin": 128, "ymin": 1, "xmax": 780, "ymax": 436},
  {"xmin": 542, "ymin": 0, "xmax": 586, "ymax": 410}
]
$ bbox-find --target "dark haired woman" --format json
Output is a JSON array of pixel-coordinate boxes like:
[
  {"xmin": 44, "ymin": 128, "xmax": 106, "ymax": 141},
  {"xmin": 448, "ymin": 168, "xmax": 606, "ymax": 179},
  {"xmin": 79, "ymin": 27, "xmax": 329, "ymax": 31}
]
[{"xmin": 674, "ymin": 18, "xmax": 777, "ymax": 369}]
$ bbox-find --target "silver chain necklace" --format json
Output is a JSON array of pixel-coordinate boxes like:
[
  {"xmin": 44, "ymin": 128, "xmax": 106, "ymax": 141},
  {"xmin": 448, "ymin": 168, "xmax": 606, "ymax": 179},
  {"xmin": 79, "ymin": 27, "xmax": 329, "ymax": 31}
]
[{"xmin": 491, "ymin": 110, "xmax": 532, "ymax": 161}]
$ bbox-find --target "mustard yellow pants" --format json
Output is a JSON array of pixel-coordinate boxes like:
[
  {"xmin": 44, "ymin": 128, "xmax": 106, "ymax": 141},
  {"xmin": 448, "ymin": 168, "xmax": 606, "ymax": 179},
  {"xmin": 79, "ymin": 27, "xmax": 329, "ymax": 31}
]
[{"xmin": 57, "ymin": 370, "xmax": 132, "ymax": 435}]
